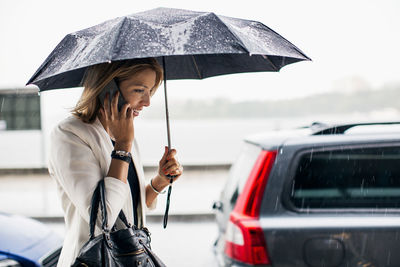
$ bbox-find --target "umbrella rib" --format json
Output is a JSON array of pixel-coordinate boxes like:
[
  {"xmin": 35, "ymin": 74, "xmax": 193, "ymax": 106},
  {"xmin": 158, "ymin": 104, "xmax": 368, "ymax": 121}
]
[
  {"xmin": 262, "ymin": 55, "xmax": 278, "ymax": 71},
  {"xmin": 259, "ymin": 22, "xmax": 311, "ymax": 61},
  {"xmin": 110, "ymin": 17, "xmax": 129, "ymax": 60},
  {"xmin": 191, "ymin": 55, "xmax": 202, "ymax": 79},
  {"xmin": 212, "ymin": 14, "xmax": 249, "ymax": 54}
]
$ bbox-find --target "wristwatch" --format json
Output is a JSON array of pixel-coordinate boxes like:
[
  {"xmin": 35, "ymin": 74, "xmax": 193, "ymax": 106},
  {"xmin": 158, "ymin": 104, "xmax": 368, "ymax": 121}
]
[{"xmin": 111, "ymin": 150, "xmax": 132, "ymax": 163}]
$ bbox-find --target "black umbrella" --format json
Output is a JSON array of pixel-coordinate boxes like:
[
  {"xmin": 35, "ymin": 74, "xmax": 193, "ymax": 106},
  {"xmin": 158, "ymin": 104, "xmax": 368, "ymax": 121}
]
[{"xmin": 27, "ymin": 7, "xmax": 310, "ymax": 227}]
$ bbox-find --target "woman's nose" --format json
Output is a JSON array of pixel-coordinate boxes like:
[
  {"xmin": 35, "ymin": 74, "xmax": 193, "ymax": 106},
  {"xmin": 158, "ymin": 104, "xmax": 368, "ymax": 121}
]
[{"xmin": 142, "ymin": 92, "xmax": 151, "ymax": 107}]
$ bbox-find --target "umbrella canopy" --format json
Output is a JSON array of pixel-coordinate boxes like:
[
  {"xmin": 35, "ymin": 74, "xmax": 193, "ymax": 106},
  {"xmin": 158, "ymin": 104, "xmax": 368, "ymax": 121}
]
[{"xmin": 27, "ymin": 7, "xmax": 310, "ymax": 90}]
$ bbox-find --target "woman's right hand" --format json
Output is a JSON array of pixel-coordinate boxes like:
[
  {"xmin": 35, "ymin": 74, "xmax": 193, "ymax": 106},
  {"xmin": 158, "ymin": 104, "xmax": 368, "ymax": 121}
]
[{"xmin": 99, "ymin": 91, "xmax": 134, "ymax": 150}]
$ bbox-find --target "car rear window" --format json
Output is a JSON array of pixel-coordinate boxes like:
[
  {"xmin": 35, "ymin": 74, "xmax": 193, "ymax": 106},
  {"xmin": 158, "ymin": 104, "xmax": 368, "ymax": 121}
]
[
  {"xmin": 290, "ymin": 146, "xmax": 400, "ymax": 209},
  {"xmin": 222, "ymin": 143, "xmax": 261, "ymax": 210}
]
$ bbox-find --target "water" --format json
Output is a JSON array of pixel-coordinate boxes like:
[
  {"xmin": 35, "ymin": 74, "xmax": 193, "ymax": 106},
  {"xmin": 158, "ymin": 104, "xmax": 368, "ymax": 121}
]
[{"xmin": 134, "ymin": 117, "xmax": 305, "ymax": 166}]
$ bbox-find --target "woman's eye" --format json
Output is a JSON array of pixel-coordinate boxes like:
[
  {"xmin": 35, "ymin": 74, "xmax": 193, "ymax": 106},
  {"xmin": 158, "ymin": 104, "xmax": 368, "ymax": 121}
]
[{"xmin": 133, "ymin": 89, "xmax": 145, "ymax": 93}]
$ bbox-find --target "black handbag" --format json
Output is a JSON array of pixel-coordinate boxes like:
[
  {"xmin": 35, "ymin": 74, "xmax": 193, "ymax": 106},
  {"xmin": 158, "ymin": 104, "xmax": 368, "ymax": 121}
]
[{"xmin": 71, "ymin": 179, "xmax": 166, "ymax": 267}]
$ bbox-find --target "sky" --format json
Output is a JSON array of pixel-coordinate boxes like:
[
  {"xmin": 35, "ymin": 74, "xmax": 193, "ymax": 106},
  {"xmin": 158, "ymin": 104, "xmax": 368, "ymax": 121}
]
[{"xmin": 0, "ymin": 0, "xmax": 400, "ymax": 102}]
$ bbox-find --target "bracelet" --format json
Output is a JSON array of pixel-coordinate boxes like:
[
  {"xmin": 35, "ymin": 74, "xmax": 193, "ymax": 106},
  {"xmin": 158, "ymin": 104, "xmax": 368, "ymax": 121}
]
[
  {"xmin": 111, "ymin": 150, "xmax": 132, "ymax": 163},
  {"xmin": 150, "ymin": 179, "xmax": 166, "ymax": 194}
]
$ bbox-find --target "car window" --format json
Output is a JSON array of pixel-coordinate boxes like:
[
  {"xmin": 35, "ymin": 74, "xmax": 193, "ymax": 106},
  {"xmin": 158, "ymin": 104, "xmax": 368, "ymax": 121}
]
[
  {"xmin": 290, "ymin": 146, "xmax": 400, "ymax": 209},
  {"xmin": 222, "ymin": 143, "xmax": 261, "ymax": 210}
]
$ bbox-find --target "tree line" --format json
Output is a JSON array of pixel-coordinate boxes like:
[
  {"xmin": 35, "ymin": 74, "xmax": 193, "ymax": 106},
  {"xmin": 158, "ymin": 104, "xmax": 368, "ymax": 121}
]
[{"xmin": 142, "ymin": 84, "xmax": 400, "ymax": 119}]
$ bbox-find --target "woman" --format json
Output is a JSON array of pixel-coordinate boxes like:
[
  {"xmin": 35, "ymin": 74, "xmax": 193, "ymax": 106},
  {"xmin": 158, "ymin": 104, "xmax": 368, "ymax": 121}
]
[{"xmin": 48, "ymin": 58, "xmax": 183, "ymax": 267}]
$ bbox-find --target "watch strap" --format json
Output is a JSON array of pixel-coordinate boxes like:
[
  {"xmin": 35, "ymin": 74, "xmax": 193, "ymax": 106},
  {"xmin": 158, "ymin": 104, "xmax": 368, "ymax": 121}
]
[{"xmin": 111, "ymin": 150, "xmax": 132, "ymax": 163}]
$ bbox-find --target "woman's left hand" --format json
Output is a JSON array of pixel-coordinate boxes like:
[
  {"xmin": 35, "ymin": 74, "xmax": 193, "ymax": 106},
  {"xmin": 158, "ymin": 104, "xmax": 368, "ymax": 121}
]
[
  {"xmin": 158, "ymin": 146, "xmax": 183, "ymax": 183},
  {"xmin": 146, "ymin": 147, "xmax": 183, "ymax": 206}
]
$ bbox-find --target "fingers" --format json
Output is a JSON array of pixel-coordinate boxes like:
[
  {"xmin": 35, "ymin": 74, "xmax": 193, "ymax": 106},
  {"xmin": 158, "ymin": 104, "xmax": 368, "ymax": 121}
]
[
  {"xmin": 163, "ymin": 163, "xmax": 183, "ymax": 176},
  {"xmin": 98, "ymin": 106, "xmax": 105, "ymax": 119},
  {"xmin": 160, "ymin": 148, "xmax": 182, "ymax": 177},
  {"xmin": 165, "ymin": 161, "xmax": 183, "ymax": 176},
  {"xmin": 159, "ymin": 146, "xmax": 169, "ymax": 164},
  {"xmin": 159, "ymin": 147, "xmax": 176, "ymax": 166},
  {"xmin": 103, "ymin": 92, "xmax": 111, "ymax": 120},
  {"xmin": 127, "ymin": 107, "xmax": 133, "ymax": 119},
  {"xmin": 163, "ymin": 157, "xmax": 179, "ymax": 170},
  {"xmin": 166, "ymin": 149, "xmax": 177, "ymax": 160},
  {"xmin": 104, "ymin": 91, "xmax": 132, "ymax": 120},
  {"xmin": 121, "ymin": 103, "xmax": 131, "ymax": 119},
  {"xmin": 100, "ymin": 90, "xmax": 134, "ymax": 146},
  {"xmin": 111, "ymin": 91, "xmax": 119, "ymax": 119}
]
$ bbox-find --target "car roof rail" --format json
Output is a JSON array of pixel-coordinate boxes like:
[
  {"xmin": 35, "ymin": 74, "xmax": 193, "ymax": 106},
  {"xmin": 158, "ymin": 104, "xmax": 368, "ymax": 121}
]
[{"xmin": 311, "ymin": 121, "xmax": 400, "ymax": 135}]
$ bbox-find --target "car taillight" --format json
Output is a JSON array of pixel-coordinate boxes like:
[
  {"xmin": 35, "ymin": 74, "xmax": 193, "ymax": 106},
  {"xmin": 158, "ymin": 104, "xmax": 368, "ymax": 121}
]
[{"xmin": 225, "ymin": 150, "xmax": 277, "ymax": 265}]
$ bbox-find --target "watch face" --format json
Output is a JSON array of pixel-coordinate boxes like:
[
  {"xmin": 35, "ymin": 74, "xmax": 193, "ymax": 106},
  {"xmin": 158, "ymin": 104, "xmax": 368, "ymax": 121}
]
[{"xmin": 115, "ymin": 150, "xmax": 131, "ymax": 157}]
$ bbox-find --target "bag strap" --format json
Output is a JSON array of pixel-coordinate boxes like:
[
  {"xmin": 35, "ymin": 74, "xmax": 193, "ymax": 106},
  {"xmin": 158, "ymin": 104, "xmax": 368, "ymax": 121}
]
[
  {"xmin": 99, "ymin": 179, "xmax": 108, "ymax": 230},
  {"xmin": 89, "ymin": 180, "xmax": 107, "ymax": 239},
  {"xmin": 89, "ymin": 179, "xmax": 132, "ymax": 239},
  {"xmin": 89, "ymin": 181, "xmax": 101, "ymax": 239},
  {"xmin": 112, "ymin": 210, "xmax": 131, "ymax": 231}
]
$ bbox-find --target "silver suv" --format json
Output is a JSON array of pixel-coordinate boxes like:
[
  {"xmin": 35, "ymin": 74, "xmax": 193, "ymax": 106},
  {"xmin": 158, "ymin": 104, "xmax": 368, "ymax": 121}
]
[{"xmin": 213, "ymin": 122, "xmax": 400, "ymax": 267}]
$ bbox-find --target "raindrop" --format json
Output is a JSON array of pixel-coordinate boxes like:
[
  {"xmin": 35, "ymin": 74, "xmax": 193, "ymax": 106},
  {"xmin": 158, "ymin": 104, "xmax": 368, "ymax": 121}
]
[
  {"xmin": 360, "ymin": 179, "xmax": 365, "ymax": 195},
  {"xmin": 37, "ymin": 92, "xmax": 41, "ymax": 96},
  {"xmin": 0, "ymin": 97, "xmax": 4, "ymax": 113},
  {"xmin": 274, "ymin": 196, "xmax": 279, "ymax": 211},
  {"xmin": 387, "ymin": 250, "xmax": 391, "ymax": 265},
  {"xmin": 280, "ymin": 148, "xmax": 283, "ymax": 154},
  {"xmin": 291, "ymin": 181, "xmax": 295, "ymax": 196}
]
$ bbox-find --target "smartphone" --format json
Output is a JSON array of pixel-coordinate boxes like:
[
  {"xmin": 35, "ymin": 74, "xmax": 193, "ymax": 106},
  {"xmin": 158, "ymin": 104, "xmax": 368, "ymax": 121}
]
[{"xmin": 98, "ymin": 78, "xmax": 127, "ymax": 111}]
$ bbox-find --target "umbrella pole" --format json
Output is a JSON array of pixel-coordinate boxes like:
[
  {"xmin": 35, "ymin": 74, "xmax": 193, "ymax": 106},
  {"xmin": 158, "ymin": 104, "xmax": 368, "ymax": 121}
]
[
  {"xmin": 163, "ymin": 57, "xmax": 172, "ymax": 150},
  {"xmin": 162, "ymin": 56, "xmax": 173, "ymax": 228}
]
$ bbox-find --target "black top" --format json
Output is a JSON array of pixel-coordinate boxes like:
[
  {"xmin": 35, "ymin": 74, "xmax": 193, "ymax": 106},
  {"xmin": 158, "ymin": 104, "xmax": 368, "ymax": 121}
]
[{"xmin": 111, "ymin": 140, "xmax": 140, "ymax": 226}]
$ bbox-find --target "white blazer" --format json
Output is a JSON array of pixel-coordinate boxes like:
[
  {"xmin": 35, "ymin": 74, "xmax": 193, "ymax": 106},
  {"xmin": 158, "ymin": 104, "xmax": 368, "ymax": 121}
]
[{"xmin": 48, "ymin": 115, "xmax": 156, "ymax": 267}]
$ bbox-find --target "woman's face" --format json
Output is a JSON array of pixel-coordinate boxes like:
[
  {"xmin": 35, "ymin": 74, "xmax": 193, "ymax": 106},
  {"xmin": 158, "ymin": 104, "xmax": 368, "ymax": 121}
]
[{"xmin": 119, "ymin": 68, "xmax": 157, "ymax": 117}]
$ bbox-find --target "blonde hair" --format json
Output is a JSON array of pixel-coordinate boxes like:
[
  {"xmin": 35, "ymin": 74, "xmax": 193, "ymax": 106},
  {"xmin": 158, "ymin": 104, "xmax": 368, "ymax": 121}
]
[{"xmin": 72, "ymin": 58, "xmax": 163, "ymax": 123}]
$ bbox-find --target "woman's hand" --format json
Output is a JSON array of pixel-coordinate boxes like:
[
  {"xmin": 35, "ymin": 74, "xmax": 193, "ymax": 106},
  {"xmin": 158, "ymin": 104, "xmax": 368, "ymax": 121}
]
[
  {"xmin": 99, "ymin": 91, "xmax": 134, "ymax": 150},
  {"xmin": 159, "ymin": 146, "xmax": 183, "ymax": 179},
  {"xmin": 146, "ymin": 148, "xmax": 183, "ymax": 207},
  {"xmin": 154, "ymin": 147, "xmax": 183, "ymax": 187}
]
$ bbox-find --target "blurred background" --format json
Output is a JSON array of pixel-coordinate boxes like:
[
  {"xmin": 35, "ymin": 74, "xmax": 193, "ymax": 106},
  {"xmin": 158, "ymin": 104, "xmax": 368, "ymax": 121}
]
[{"xmin": 0, "ymin": 0, "xmax": 399, "ymax": 266}]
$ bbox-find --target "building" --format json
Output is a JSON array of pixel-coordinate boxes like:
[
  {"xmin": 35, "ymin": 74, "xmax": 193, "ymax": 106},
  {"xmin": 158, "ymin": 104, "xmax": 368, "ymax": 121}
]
[{"xmin": 0, "ymin": 88, "xmax": 44, "ymax": 169}]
